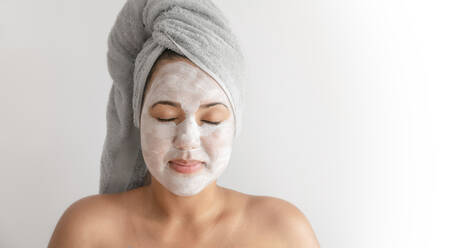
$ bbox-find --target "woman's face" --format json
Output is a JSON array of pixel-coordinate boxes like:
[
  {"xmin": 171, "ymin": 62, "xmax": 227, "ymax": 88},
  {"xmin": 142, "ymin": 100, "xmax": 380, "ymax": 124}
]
[{"xmin": 140, "ymin": 57, "xmax": 235, "ymax": 196}]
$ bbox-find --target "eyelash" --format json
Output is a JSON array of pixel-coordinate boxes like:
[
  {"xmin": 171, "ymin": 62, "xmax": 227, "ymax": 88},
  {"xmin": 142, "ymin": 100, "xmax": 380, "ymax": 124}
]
[{"xmin": 157, "ymin": 118, "xmax": 220, "ymax": 125}]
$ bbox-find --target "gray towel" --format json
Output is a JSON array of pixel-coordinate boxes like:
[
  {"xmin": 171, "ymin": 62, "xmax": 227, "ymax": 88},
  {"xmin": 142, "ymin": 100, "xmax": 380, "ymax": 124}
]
[{"xmin": 99, "ymin": 0, "xmax": 246, "ymax": 194}]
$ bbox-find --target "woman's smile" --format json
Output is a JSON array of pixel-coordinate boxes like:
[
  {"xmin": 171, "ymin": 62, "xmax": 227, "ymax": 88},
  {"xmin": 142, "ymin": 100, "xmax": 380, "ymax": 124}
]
[{"xmin": 169, "ymin": 160, "xmax": 205, "ymax": 174}]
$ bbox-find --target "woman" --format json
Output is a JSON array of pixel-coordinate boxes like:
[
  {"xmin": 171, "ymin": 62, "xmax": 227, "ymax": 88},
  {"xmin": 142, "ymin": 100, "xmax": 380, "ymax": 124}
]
[{"xmin": 48, "ymin": 0, "xmax": 320, "ymax": 247}]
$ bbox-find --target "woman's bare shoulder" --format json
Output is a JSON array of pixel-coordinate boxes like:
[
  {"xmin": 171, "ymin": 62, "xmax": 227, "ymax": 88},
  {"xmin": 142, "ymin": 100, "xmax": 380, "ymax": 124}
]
[
  {"xmin": 242, "ymin": 194, "xmax": 321, "ymax": 247},
  {"xmin": 47, "ymin": 192, "xmax": 126, "ymax": 248}
]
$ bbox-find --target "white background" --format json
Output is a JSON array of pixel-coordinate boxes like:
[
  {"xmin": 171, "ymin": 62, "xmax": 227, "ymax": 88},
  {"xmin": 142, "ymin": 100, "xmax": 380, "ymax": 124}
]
[{"xmin": 1, "ymin": 0, "xmax": 451, "ymax": 247}]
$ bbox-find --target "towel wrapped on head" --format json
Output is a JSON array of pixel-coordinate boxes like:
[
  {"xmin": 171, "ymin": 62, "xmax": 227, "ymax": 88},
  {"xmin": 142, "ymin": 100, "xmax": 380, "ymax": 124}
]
[{"xmin": 100, "ymin": 0, "xmax": 246, "ymax": 194}]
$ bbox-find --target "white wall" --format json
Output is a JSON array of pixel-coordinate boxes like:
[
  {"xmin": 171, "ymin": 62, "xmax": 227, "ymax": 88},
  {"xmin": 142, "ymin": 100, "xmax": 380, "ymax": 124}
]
[{"xmin": 1, "ymin": 0, "xmax": 451, "ymax": 247}]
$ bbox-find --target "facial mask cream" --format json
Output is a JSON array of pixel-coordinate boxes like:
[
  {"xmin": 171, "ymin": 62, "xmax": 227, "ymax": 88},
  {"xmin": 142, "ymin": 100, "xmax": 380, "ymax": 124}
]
[{"xmin": 140, "ymin": 59, "xmax": 235, "ymax": 196}]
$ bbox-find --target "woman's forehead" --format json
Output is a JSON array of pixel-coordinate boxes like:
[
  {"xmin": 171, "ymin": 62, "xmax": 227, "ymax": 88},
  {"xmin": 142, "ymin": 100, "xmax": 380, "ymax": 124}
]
[
  {"xmin": 149, "ymin": 60, "xmax": 230, "ymax": 104},
  {"xmin": 154, "ymin": 59, "xmax": 206, "ymax": 80}
]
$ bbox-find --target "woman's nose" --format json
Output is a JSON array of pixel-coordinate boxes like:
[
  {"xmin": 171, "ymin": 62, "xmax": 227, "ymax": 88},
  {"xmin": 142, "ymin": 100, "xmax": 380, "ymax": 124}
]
[{"xmin": 173, "ymin": 116, "xmax": 201, "ymax": 150}]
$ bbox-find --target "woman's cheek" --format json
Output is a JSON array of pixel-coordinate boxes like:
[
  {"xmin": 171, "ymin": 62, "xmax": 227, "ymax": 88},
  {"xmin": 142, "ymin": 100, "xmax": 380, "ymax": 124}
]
[
  {"xmin": 202, "ymin": 127, "xmax": 233, "ymax": 158},
  {"xmin": 141, "ymin": 121, "xmax": 175, "ymax": 161},
  {"xmin": 149, "ymin": 120, "xmax": 176, "ymax": 139}
]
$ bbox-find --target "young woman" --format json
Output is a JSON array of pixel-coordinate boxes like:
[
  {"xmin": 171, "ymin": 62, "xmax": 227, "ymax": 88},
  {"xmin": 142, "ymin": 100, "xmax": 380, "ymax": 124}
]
[{"xmin": 48, "ymin": 0, "xmax": 320, "ymax": 247}]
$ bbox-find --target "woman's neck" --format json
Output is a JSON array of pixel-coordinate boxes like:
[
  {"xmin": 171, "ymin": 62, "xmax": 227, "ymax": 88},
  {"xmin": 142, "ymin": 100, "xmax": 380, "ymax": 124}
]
[{"xmin": 143, "ymin": 176, "xmax": 226, "ymax": 224}]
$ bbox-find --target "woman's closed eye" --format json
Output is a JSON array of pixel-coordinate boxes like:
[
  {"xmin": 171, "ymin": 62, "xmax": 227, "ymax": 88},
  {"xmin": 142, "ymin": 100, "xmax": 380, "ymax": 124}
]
[
  {"xmin": 157, "ymin": 117, "xmax": 220, "ymax": 125},
  {"xmin": 202, "ymin": 120, "xmax": 221, "ymax": 125},
  {"xmin": 157, "ymin": 117, "xmax": 177, "ymax": 122}
]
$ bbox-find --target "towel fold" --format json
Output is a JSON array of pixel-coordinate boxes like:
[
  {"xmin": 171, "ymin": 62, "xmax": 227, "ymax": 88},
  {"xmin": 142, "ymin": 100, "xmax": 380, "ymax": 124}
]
[{"xmin": 99, "ymin": 0, "xmax": 245, "ymax": 194}]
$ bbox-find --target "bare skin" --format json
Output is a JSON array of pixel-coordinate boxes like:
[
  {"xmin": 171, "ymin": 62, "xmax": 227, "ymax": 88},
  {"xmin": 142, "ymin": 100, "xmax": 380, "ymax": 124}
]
[
  {"xmin": 48, "ymin": 181, "xmax": 320, "ymax": 247},
  {"xmin": 48, "ymin": 53, "xmax": 320, "ymax": 247}
]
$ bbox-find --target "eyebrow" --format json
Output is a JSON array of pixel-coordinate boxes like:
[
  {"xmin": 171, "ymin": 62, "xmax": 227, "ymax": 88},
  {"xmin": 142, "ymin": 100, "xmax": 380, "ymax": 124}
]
[
  {"xmin": 151, "ymin": 101, "xmax": 180, "ymax": 109},
  {"xmin": 151, "ymin": 101, "xmax": 227, "ymax": 109},
  {"xmin": 200, "ymin": 102, "xmax": 228, "ymax": 109}
]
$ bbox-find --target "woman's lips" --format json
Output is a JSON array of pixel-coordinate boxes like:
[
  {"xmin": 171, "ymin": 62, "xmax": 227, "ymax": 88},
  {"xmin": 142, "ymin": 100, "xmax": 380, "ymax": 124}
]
[{"xmin": 169, "ymin": 159, "xmax": 204, "ymax": 174}]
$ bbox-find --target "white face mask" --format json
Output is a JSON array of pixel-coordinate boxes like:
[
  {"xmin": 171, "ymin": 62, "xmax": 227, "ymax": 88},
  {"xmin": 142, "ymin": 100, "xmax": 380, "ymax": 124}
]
[{"xmin": 140, "ymin": 59, "xmax": 235, "ymax": 196}]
